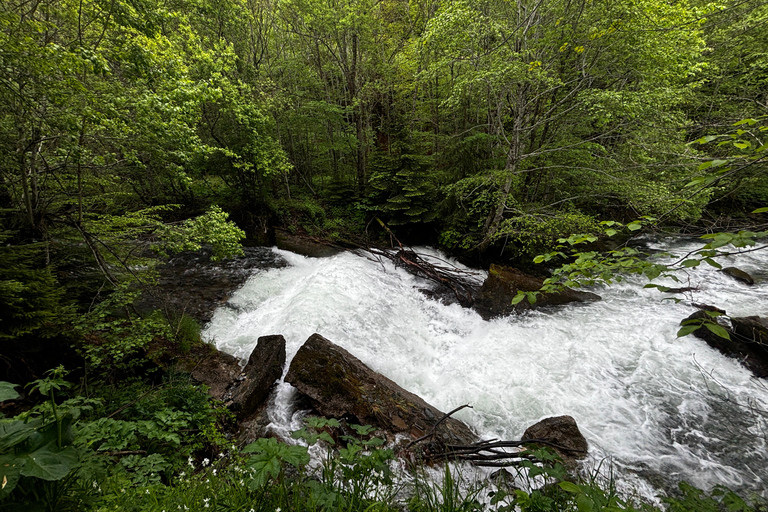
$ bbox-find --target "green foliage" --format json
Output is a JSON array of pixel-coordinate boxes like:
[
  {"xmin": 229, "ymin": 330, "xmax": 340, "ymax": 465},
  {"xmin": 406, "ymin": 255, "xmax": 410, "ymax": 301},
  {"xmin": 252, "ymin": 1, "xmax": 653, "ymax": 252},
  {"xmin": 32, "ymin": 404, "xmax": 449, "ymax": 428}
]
[
  {"xmin": 664, "ymin": 482, "xmax": 767, "ymax": 512},
  {"xmin": 0, "ymin": 382, "xmax": 20, "ymax": 403},
  {"xmin": 170, "ymin": 314, "xmax": 202, "ymax": 354},
  {"xmin": 369, "ymin": 150, "xmax": 439, "ymax": 225},
  {"xmin": 74, "ymin": 286, "xmax": 172, "ymax": 370},
  {"xmin": 0, "ymin": 367, "xmax": 99, "ymax": 509},
  {"xmin": 243, "ymin": 437, "xmax": 310, "ymax": 489},
  {"xmin": 0, "ymin": 234, "xmax": 67, "ymax": 341},
  {"xmin": 678, "ymin": 311, "xmax": 731, "ymax": 339},
  {"xmin": 159, "ymin": 206, "xmax": 245, "ymax": 261},
  {"xmin": 496, "ymin": 210, "xmax": 600, "ymax": 260},
  {"xmin": 687, "ymin": 116, "xmax": 768, "ymax": 212}
]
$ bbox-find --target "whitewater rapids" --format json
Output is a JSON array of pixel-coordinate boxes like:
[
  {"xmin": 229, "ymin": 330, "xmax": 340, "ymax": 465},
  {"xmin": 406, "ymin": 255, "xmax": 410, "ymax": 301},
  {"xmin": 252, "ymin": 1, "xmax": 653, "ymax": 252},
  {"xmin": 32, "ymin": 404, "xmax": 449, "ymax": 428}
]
[{"xmin": 202, "ymin": 239, "xmax": 768, "ymax": 496}]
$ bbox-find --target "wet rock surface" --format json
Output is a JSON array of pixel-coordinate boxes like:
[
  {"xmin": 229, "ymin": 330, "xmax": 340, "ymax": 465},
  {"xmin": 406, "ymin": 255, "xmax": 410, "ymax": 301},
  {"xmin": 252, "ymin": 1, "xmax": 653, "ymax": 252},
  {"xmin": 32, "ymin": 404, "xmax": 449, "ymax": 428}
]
[
  {"xmin": 186, "ymin": 335, "xmax": 286, "ymax": 420},
  {"xmin": 523, "ymin": 415, "xmax": 589, "ymax": 467},
  {"xmin": 473, "ymin": 264, "xmax": 601, "ymax": 319},
  {"xmin": 187, "ymin": 346, "xmax": 242, "ymax": 398},
  {"xmin": 683, "ymin": 310, "xmax": 768, "ymax": 378},
  {"xmin": 285, "ymin": 333, "xmax": 478, "ymax": 446},
  {"xmin": 138, "ymin": 246, "xmax": 287, "ymax": 324},
  {"xmin": 228, "ymin": 335, "xmax": 286, "ymax": 420},
  {"xmin": 721, "ymin": 266, "xmax": 755, "ymax": 286}
]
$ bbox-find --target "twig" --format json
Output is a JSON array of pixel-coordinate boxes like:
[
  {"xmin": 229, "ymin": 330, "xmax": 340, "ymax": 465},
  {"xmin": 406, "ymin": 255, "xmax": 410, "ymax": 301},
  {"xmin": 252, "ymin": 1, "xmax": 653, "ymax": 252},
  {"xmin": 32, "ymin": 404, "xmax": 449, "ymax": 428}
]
[{"xmin": 408, "ymin": 404, "xmax": 473, "ymax": 447}]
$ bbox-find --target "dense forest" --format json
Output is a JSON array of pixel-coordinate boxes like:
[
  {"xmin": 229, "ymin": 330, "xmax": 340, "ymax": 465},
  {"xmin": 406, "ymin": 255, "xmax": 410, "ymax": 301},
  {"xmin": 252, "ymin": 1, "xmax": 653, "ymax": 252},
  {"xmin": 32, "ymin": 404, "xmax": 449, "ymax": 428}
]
[{"xmin": 1, "ymin": 0, "xmax": 768, "ymax": 509}]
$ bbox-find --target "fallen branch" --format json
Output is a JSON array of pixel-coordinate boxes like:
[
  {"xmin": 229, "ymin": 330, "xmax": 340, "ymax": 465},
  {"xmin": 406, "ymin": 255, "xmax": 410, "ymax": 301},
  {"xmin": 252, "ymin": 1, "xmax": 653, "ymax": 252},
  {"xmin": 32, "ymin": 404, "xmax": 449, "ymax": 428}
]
[
  {"xmin": 410, "ymin": 403, "xmax": 587, "ymax": 468},
  {"xmin": 98, "ymin": 450, "xmax": 147, "ymax": 456}
]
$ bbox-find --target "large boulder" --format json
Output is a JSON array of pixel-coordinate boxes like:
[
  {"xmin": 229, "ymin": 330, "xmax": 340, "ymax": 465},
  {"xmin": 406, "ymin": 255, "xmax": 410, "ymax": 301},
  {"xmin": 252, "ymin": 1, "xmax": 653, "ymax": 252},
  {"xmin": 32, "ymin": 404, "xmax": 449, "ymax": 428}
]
[
  {"xmin": 474, "ymin": 264, "xmax": 600, "ymax": 319},
  {"xmin": 228, "ymin": 335, "xmax": 286, "ymax": 420},
  {"xmin": 721, "ymin": 267, "xmax": 755, "ymax": 286},
  {"xmin": 522, "ymin": 415, "xmax": 588, "ymax": 467},
  {"xmin": 683, "ymin": 311, "xmax": 768, "ymax": 378},
  {"xmin": 285, "ymin": 333, "xmax": 478, "ymax": 446}
]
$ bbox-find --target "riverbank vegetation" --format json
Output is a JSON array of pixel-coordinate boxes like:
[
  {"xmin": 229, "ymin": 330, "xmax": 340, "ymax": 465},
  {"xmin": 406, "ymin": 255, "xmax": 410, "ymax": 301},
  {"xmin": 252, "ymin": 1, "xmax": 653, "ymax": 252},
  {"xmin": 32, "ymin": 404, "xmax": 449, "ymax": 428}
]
[
  {"xmin": 2, "ymin": 365, "xmax": 767, "ymax": 511},
  {"xmin": 2, "ymin": 0, "xmax": 768, "ymax": 507}
]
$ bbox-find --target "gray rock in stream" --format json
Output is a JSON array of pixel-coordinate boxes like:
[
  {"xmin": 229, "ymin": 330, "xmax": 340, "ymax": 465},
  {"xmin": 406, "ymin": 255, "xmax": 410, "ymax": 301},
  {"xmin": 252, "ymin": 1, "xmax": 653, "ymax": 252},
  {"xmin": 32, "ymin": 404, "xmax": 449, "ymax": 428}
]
[
  {"xmin": 523, "ymin": 415, "xmax": 588, "ymax": 467},
  {"xmin": 721, "ymin": 266, "xmax": 755, "ymax": 286}
]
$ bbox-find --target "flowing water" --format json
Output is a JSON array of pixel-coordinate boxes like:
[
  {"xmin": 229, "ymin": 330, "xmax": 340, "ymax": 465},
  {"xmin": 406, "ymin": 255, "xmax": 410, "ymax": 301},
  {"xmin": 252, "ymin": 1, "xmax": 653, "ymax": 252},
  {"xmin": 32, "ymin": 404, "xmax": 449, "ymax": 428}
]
[{"xmin": 202, "ymin": 239, "xmax": 768, "ymax": 497}]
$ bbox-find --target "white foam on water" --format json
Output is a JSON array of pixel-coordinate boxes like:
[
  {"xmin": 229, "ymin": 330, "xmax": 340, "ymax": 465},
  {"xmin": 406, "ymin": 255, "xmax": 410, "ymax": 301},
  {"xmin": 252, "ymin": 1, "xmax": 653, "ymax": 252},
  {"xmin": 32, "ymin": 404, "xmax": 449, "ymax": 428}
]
[{"xmin": 202, "ymin": 240, "xmax": 768, "ymax": 495}]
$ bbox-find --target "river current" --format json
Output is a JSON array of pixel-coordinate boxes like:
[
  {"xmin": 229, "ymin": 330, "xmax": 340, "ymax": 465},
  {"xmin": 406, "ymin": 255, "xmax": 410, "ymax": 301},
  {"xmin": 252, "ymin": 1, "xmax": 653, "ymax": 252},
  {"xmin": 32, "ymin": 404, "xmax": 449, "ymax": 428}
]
[{"xmin": 202, "ymin": 239, "xmax": 768, "ymax": 497}]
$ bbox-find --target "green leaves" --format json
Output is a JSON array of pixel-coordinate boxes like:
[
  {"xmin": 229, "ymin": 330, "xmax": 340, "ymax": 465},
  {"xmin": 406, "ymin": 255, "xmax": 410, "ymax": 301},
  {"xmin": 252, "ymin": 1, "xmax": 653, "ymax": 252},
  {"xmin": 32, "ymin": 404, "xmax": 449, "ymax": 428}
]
[
  {"xmin": 0, "ymin": 382, "xmax": 20, "ymax": 402},
  {"xmin": 678, "ymin": 312, "xmax": 730, "ymax": 340},
  {"xmin": 0, "ymin": 415, "xmax": 81, "ymax": 498},
  {"xmin": 18, "ymin": 446, "xmax": 80, "ymax": 481},
  {"xmin": 243, "ymin": 437, "xmax": 309, "ymax": 489}
]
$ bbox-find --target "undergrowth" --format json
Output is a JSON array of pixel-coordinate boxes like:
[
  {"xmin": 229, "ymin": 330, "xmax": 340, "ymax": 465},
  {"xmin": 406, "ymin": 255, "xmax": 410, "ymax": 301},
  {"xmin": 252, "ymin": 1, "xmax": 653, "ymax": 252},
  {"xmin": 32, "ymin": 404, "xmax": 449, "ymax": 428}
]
[{"xmin": 2, "ymin": 371, "xmax": 766, "ymax": 512}]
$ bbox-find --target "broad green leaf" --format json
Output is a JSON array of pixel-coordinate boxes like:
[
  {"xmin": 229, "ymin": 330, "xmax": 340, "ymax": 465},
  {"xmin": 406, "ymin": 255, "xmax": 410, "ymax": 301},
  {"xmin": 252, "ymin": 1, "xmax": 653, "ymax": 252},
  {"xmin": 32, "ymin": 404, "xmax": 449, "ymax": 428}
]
[
  {"xmin": 559, "ymin": 481, "xmax": 581, "ymax": 493},
  {"xmin": 677, "ymin": 324, "xmax": 701, "ymax": 337},
  {"xmin": 704, "ymin": 258, "xmax": 722, "ymax": 269},
  {"xmin": 0, "ymin": 419, "xmax": 43, "ymax": 451},
  {"xmin": 576, "ymin": 493, "xmax": 594, "ymax": 512},
  {"xmin": 753, "ymin": 207, "xmax": 768, "ymax": 213},
  {"xmin": 704, "ymin": 322, "xmax": 731, "ymax": 340},
  {"xmin": 350, "ymin": 424, "xmax": 376, "ymax": 435},
  {"xmin": 710, "ymin": 159, "xmax": 728, "ymax": 168},
  {"xmin": 0, "ymin": 455, "xmax": 24, "ymax": 498},
  {"xmin": 0, "ymin": 382, "xmax": 20, "ymax": 402},
  {"xmin": 681, "ymin": 259, "xmax": 700, "ymax": 268},
  {"xmin": 19, "ymin": 445, "xmax": 78, "ymax": 481},
  {"xmin": 511, "ymin": 292, "xmax": 526, "ymax": 305}
]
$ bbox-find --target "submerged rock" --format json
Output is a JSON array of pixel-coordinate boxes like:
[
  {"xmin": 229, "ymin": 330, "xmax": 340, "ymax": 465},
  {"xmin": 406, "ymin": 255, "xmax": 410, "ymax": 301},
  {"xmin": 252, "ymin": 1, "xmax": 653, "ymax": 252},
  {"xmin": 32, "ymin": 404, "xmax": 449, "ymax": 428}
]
[
  {"xmin": 473, "ymin": 264, "xmax": 600, "ymax": 319},
  {"xmin": 285, "ymin": 333, "xmax": 478, "ymax": 446},
  {"xmin": 522, "ymin": 415, "xmax": 588, "ymax": 467},
  {"xmin": 721, "ymin": 266, "xmax": 755, "ymax": 286}
]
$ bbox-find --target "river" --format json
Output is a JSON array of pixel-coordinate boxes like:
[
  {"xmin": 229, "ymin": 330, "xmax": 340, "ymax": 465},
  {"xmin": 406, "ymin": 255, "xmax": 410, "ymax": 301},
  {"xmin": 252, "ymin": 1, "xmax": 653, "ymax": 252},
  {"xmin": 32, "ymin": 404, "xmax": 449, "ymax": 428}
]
[{"xmin": 202, "ymin": 238, "xmax": 768, "ymax": 497}]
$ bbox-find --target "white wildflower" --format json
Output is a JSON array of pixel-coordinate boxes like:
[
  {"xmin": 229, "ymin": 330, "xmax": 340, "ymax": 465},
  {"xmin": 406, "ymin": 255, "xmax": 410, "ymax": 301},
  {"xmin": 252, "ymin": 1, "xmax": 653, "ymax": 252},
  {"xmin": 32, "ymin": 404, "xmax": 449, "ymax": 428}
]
[{"xmin": 202, "ymin": 457, "xmax": 210, "ymax": 467}]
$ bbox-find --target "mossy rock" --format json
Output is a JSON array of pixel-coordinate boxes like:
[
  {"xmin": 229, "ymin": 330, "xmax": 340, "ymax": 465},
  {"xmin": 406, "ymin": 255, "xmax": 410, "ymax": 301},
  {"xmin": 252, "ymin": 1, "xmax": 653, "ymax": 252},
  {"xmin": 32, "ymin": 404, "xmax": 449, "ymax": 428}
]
[{"xmin": 285, "ymin": 333, "xmax": 477, "ymax": 446}]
